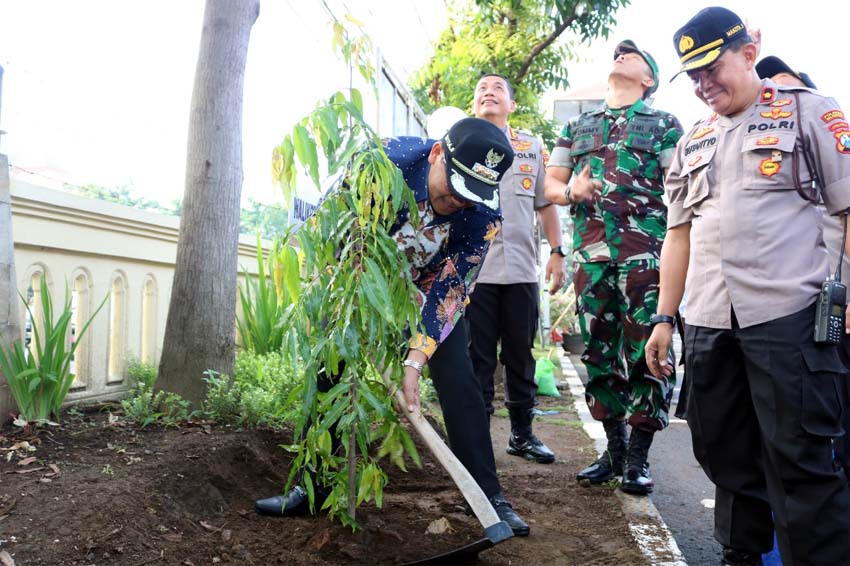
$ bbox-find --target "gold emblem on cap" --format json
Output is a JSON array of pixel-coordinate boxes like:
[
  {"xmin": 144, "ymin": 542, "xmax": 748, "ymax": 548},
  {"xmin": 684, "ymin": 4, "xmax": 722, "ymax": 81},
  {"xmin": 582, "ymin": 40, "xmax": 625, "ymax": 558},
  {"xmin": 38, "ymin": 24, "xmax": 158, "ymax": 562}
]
[
  {"xmin": 485, "ymin": 149, "xmax": 504, "ymax": 169},
  {"xmin": 678, "ymin": 34, "xmax": 694, "ymax": 54}
]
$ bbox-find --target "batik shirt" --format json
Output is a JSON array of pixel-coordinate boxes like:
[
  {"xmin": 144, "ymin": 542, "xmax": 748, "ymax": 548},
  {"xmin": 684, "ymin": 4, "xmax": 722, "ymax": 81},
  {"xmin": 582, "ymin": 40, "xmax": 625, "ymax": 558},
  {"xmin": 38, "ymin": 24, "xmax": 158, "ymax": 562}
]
[
  {"xmin": 549, "ymin": 99, "xmax": 683, "ymax": 263},
  {"xmin": 384, "ymin": 137, "xmax": 502, "ymax": 359}
]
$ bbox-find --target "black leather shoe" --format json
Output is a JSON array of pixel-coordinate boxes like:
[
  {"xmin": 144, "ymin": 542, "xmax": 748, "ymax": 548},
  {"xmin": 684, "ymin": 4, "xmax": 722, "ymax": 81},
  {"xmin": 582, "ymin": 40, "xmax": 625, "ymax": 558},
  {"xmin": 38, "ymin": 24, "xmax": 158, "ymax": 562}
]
[
  {"xmin": 488, "ymin": 494, "xmax": 529, "ymax": 537},
  {"xmin": 255, "ymin": 485, "xmax": 327, "ymax": 517},
  {"xmin": 576, "ymin": 450, "xmax": 623, "ymax": 485},
  {"xmin": 506, "ymin": 433, "xmax": 556, "ymax": 464},
  {"xmin": 721, "ymin": 546, "xmax": 763, "ymax": 565}
]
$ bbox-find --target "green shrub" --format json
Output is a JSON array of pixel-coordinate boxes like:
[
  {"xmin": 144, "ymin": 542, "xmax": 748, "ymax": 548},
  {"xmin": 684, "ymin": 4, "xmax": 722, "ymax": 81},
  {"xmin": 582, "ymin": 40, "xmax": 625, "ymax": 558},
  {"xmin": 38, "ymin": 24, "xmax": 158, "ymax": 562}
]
[
  {"xmin": 202, "ymin": 370, "xmax": 242, "ymax": 424},
  {"xmin": 120, "ymin": 359, "xmax": 191, "ymax": 427},
  {"xmin": 0, "ymin": 277, "xmax": 106, "ymax": 423},
  {"xmin": 121, "ymin": 385, "xmax": 191, "ymax": 428},
  {"xmin": 200, "ymin": 352, "xmax": 302, "ymax": 428},
  {"xmin": 126, "ymin": 358, "xmax": 158, "ymax": 389}
]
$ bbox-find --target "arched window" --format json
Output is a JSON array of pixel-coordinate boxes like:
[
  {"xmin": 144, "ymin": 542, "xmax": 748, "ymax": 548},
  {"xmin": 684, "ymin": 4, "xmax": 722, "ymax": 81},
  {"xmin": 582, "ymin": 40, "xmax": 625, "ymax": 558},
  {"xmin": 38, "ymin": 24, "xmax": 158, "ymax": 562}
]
[
  {"xmin": 69, "ymin": 269, "xmax": 92, "ymax": 389},
  {"xmin": 107, "ymin": 271, "xmax": 128, "ymax": 383},
  {"xmin": 21, "ymin": 264, "xmax": 50, "ymax": 362},
  {"xmin": 140, "ymin": 275, "xmax": 158, "ymax": 364}
]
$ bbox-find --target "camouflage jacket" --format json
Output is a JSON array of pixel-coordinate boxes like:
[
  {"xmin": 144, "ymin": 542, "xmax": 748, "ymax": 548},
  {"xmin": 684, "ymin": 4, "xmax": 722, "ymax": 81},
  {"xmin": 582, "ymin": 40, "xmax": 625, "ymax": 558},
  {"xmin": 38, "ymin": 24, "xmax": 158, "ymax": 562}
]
[{"xmin": 550, "ymin": 99, "xmax": 683, "ymax": 263}]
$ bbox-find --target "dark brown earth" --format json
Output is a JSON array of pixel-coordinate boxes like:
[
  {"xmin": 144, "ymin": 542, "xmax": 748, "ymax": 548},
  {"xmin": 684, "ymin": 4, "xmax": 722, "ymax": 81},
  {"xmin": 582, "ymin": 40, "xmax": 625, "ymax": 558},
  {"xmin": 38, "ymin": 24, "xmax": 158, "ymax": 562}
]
[{"xmin": 0, "ymin": 375, "xmax": 648, "ymax": 565}]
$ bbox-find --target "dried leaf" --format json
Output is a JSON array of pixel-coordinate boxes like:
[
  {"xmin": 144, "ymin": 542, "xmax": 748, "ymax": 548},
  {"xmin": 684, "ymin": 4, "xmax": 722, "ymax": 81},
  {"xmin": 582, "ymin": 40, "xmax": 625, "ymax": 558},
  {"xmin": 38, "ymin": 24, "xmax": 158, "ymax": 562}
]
[
  {"xmin": 3, "ymin": 441, "xmax": 35, "ymax": 452},
  {"xmin": 10, "ymin": 467, "xmax": 45, "ymax": 475},
  {"xmin": 108, "ymin": 412, "xmax": 119, "ymax": 424},
  {"xmin": 48, "ymin": 464, "xmax": 60, "ymax": 475},
  {"xmin": 17, "ymin": 457, "xmax": 37, "ymax": 467},
  {"xmin": 199, "ymin": 521, "xmax": 219, "ymax": 532},
  {"xmin": 12, "ymin": 417, "xmax": 27, "ymax": 428},
  {"xmin": 0, "ymin": 550, "xmax": 14, "ymax": 566},
  {"xmin": 162, "ymin": 533, "xmax": 183, "ymax": 542},
  {"xmin": 425, "ymin": 517, "xmax": 453, "ymax": 535},
  {"xmin": 221, "ymin": 529, "xmax": 232, "ymax": 542},
  {"xmin": 310, "ymin": 529, "xmax": 330, "ymax": 550}
]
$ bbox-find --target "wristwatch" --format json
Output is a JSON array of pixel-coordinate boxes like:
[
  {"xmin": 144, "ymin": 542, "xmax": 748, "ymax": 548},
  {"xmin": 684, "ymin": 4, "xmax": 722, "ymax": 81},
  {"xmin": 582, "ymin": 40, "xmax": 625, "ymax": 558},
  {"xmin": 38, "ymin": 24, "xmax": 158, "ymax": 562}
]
[
  {"xmin": 649, "ymin": 314, "xmax": 676, "ymax": 327},
  {"xmin": 403, "ymin": 359, "xmax": 424, "ymax": 375},
  {"xmin": 550, "ymin": 246, "xmax": 565, "ymax": 256}
]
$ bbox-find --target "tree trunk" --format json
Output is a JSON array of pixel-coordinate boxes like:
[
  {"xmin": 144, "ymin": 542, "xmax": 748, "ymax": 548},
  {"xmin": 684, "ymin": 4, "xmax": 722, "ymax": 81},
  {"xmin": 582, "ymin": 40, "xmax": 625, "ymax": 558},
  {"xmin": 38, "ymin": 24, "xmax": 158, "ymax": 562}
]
[
  {"xmin": 157, "ymin": 0, "xmax": 259, "ymax": 405},
  {"xmin": 0, "ymin": 152, "xmax": 21, "ymax": 417}
]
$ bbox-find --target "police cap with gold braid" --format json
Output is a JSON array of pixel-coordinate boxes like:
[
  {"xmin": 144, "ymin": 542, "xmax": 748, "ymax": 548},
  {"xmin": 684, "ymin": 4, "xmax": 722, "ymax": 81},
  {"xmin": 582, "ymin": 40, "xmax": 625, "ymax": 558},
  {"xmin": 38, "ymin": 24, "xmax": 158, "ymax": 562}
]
[{"xmin": 671, "ymin": 6, "xmax": 749, "ymax": 79}]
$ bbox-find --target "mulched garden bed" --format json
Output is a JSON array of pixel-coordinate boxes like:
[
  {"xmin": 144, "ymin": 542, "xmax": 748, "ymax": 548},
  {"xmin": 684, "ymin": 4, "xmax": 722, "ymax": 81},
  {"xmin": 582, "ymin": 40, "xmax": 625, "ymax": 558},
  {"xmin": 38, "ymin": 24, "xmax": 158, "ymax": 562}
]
[{"xmin": 0, "ymin": 387, "xmax": 648, "ymax": 565}]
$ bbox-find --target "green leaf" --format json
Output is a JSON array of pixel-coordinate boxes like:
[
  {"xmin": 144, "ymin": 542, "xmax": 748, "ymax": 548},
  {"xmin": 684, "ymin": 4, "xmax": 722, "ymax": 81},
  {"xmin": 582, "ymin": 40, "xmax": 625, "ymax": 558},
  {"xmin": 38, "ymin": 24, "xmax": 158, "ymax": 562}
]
[{"xmin": 292, "ymin": 124, "xmax": 320, "ymax": 189}]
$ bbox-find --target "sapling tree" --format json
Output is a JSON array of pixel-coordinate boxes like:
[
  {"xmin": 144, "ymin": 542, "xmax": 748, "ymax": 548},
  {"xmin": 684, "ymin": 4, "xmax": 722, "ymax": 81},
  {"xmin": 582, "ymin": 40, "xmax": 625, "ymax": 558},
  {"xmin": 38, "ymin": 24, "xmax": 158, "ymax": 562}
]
[{"xmin": 270, "ymin": 20, "xmax": 423, "ymax": 527}]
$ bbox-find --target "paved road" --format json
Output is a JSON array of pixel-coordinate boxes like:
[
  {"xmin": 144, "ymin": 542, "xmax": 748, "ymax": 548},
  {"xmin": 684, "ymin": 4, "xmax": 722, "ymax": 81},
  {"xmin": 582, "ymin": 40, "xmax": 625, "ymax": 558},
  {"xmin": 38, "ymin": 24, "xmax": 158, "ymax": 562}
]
[
  {"xmin": 568, "ymin": 335, "xmax": 788, "ymax": 566},
  {"xmin": 568, "ymin": 335, "xmax": 722, "ymax": 566}
]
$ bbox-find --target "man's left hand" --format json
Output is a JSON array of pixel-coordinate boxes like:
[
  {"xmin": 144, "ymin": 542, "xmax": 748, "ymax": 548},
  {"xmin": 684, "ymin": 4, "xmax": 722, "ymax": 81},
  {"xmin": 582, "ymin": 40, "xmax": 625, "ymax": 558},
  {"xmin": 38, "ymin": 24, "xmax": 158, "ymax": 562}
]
[{"xmin": 545, "ymin": 252, "xmax": 567, "ymax": 295}]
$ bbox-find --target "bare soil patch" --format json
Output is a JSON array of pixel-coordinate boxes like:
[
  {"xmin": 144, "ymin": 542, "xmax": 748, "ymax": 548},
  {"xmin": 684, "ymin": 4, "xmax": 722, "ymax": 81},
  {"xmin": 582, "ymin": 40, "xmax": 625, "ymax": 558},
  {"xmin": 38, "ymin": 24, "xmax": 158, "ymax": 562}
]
[{"xmin": 0, "ymin": 390, "xmax": 647, "ymax": 565}]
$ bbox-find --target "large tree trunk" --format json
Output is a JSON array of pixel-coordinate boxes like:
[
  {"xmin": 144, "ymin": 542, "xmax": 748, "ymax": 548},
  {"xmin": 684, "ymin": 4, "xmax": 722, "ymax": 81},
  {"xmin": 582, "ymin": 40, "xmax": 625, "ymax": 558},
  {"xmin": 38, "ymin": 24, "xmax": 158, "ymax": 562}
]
[
  {"xmin": 157, "ymin": 0, "xmax": 259, "ymax": 405},
  {"xmin": 0, "ymin": 64, "xmax": 21, "ymax": 416}
]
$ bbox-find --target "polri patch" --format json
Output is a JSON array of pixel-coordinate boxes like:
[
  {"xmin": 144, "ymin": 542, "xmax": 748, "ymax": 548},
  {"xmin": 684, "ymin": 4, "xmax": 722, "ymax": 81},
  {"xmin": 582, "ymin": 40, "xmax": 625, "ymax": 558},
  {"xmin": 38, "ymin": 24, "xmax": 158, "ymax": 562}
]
[
  {"xmin": 692, "ymin": 127, "xmax": 714, "ymax": 140},
  {"xmin": 760, "ymin": 108, "xmax": 793, "ymax": 120},
  {"xmin": 756, "ymin": 136, "xmax": 780, "ymax": 146},
  {"xmin": 759, "ymin": 158, "xmax": 781, "ymax": 177},
  {"xmin": 512, "ymin": 139, "xmax": 533, "ymax": 151},
  {"xmin": 687, "ymin": 155, "xmax": 702, "ymax": 167},
  {"xmin": 760, "ymin": 87, "xmax": 775, "ymax": 103},
  {"xmin": 822, "ymin": 110, "xmax": 845, "ymax": 123},
  {"xmin": 519, "ymin": 163, "xmax": 533, "ymax": 173},
  {"xmin": 829, "ymin": 121, "xmax": 850, "ymax": 132},
  {"xmin": 837, "ymin": 132, "xmax": 850, "ymax": 154},
  {"xmin": 521, "ymin": 177, "xmax": 533, "ymax": 190},
  {"xmin": 770, "ymin": 98, "xmax": 793, "ymax": 107}
]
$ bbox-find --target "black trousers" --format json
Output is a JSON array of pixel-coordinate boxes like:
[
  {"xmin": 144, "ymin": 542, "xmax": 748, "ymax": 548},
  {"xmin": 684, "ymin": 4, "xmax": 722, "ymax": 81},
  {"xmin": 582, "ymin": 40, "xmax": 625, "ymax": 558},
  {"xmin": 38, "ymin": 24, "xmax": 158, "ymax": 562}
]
[
  {"xmin": 466, "ymin": 282, "xmax": 539, "ymax": 414},
  {"xmin": 684, "ymin": 304, "xmax": 850, "ymax": 565},
  {"xmin": 429, "ymin": 320, "xmax": 502, "ymax": 497},
  {"xmin": 834, "ymin": 334, "xmax": 850, "ymax": 482},
  {"xmin": 313, "ymin": 322, "xmax": 502, "ymax": 498}
]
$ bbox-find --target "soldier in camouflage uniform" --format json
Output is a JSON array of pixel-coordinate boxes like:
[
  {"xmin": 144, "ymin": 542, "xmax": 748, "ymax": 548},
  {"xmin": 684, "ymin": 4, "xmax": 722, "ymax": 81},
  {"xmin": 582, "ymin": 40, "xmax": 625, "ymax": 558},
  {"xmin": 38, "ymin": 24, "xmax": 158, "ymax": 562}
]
[{"xmin": 544, "ymin": 40, "xmax": 683, "ymax": 495}]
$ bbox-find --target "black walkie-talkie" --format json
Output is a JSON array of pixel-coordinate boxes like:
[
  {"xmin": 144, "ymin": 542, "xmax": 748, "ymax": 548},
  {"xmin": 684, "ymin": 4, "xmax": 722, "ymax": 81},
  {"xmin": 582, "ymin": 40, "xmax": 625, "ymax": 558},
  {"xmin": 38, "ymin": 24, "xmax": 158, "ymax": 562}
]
[{"xmin": 815, "ymin": 213, "xmax": 848, "ymax": 344}]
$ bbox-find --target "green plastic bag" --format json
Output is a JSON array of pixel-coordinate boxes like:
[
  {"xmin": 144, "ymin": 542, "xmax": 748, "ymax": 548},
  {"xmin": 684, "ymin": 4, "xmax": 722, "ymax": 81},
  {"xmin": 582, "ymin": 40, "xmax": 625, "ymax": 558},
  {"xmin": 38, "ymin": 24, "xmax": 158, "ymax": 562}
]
[{"xmin": 534, "ymin": 358, "xmax": 560, "ymax": 397}]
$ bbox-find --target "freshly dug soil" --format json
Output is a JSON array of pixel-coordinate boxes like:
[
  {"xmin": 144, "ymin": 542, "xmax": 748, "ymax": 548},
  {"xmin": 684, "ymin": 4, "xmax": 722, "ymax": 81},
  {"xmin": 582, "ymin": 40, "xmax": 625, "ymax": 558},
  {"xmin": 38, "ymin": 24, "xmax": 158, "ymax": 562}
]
[{"xmin": 0, "ymin": 388, "xmax": 648, "ymax": 565}]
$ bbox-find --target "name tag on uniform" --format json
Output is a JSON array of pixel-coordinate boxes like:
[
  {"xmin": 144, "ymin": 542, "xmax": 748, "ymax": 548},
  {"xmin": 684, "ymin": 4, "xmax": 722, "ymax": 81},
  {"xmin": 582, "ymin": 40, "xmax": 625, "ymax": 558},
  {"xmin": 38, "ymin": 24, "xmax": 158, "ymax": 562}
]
[
  {"xmin": 570, "ymin": 134, "xmax": 600, "ymax": 155},
  {"xmin": 627, "ymin": 135, "xmax": 655, "ymax": 152},
  {"xmin": 626, "ymin": 116, "xmax": 665, "ymax": 136}
]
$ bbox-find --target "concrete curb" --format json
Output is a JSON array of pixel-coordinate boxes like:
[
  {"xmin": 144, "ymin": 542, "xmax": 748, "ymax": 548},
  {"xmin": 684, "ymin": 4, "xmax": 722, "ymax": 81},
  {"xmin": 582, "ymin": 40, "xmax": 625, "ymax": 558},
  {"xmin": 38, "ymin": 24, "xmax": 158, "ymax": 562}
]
[{"xmin": 558, "ymin": 351, "xmax": 688, "ymax": 566}]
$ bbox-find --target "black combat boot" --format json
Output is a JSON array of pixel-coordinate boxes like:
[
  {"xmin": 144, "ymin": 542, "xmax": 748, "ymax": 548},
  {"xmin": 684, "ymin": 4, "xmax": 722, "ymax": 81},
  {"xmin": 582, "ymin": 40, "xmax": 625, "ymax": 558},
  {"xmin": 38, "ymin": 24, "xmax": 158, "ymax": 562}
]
[
  {"xmin": 576, "ymin": 419, "xmax": 626, "ymax": 485},
  {"xmin": 506, "ymin": 408, "xmax": 555, "ymax": 464},
  {"xmin": 721, "ymin": 546, "xmax": 763, "ymax": 565},
  {"xmin": 620, "ymin": 427, "xmax": 654, "ymax": 495}
]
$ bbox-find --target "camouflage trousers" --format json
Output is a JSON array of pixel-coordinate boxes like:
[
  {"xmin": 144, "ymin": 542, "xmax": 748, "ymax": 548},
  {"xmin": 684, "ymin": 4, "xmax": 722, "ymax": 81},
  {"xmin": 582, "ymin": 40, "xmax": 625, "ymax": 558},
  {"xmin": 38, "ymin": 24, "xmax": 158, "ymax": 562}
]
[{"xmin": 573, "ymin": 259, "xmax": 675, "ymax": 431}]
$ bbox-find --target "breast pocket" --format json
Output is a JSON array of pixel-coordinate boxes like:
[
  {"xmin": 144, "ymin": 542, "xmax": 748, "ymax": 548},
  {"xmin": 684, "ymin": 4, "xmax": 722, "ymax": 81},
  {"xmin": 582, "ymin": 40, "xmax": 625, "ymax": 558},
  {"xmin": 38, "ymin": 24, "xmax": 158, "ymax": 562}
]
[
  {"xmin": 621, "ymin": 135, "xmax": 661, "ymax": 182},
  {"xmin": 679, "ymin": 145, "xmax": 717, "ymax": 211},
  {"xmin": 741, "ymin": 131, "xmax": 797, "ymax": 190},
  {"xmin": 512, "ymin": 160, "xmax": 538, "ymax": 197},
  {"xmin": 569, "ymin": 134, "xmax": 602, "ymax": 161}
]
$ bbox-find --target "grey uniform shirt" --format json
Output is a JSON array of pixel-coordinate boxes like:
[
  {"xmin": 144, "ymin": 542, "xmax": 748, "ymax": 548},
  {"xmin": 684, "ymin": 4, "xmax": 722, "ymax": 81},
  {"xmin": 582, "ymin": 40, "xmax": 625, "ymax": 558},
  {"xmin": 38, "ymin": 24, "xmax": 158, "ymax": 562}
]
[
  {"xmin": 666, "ymin": 80, "xmax": 850, "ymax": 329},
  {"xmin": 476, "ymin": 126, "xmax": 551, "ymax": 284}
]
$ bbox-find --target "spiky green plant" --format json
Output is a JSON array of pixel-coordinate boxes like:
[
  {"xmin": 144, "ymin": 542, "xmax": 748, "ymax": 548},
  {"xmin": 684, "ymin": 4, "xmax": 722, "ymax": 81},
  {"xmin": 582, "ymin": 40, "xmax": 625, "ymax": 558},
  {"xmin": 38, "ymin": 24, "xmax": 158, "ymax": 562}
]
[{"xmin": 0, "ymin": 276, "xmax": 106, "ymax": 423}]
